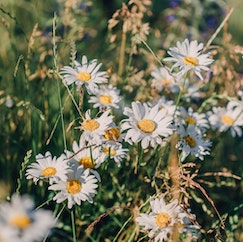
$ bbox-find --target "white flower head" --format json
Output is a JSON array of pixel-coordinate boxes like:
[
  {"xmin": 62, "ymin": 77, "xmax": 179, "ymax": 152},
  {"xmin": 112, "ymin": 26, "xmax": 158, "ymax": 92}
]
[
  {"xmin": 60, "ymin": 55, "xmax": 108, "ymax": 94},
  {"xmin": 151, "ymin": 67, "xmax": 179, "ymax": 93},
  {"xmin": 79, "ymin": 109, "xmax": 113, "ymax": 144},
  {"xmin": 0, "ymin": 194, "xmax": 55, "ymax": 242},
  {"xmin": 176, "ymin": 124, "xmax": 212, "ymax": 161},
  {"xmin": 25, "ymin": 151, "xmax": 70, "ymax": 185},
  {"xmin": 208, "ymin": 100, "xmax": 243, "ymax": 137},
  {"xmin": 88, "ymin": 84, "xmax": 122, "ymax": 109},
  {"xmin": 136, "ymin": 196, "xmax": 186, "ymax": 242},
  {"xmin": 164, "ymin": 39, "xmax": 214, "ymax": 80},
  {"xmin": 48, "ymin": 166, "xmax": 98, "ymax": 209},
  {"xmin": 65, "ymin": 138, "xmax": 102, "ymax": 181},
  {"xmin": 121, "ymin": 101, "xmax": 173, "ymax": 149},
  {"xmin": 100, "ymin": 143, "xmax": 128, "ymax": 167},
  {"xmin": 177, "ymin": 106, "xmax": 209, "ymax": 132}
]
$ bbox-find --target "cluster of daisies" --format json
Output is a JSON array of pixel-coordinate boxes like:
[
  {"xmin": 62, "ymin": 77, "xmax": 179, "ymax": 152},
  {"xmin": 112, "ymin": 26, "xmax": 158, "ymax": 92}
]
[{"xmin": 3, "ymin": 38, "xmax": 243, "ymax": 241}]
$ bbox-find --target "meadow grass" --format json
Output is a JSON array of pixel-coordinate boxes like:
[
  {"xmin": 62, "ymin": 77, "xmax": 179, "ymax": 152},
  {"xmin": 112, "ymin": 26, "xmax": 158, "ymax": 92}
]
[{"xmin": 0, "ymin": 0, "xmax": 243, "ymax": 241}]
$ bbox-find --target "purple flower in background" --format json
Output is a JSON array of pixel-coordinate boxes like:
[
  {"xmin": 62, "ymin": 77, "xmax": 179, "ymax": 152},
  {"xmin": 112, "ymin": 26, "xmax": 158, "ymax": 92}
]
[{"xmin": 166, "ymin": 14, "xmax": 176, "ymax": 23}]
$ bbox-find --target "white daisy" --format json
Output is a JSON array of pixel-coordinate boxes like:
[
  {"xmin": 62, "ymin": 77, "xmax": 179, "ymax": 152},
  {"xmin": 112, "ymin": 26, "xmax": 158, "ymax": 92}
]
[
  {"xmin": 136, "ymin": 196, "xmax": 186, "ymax": 242},
  {"xmin": 176, "ymin": 124, "xmax": 212, "ymax": 161},
  {"xmin": 48, "ymin": 166, "xmax": 98, "ymax": 209},
  {"xmin": 88, "ymin": 84, "xmax": 122, "ymax": 109},
  {"xmin": 79, "ymin": 109, "xmax": 113, "ymax": 144},
  {"xmin": 60, "ymin": 55, "xmax": 108, "ymax": 94},
  {"xmin": 164, "ymin": 39, "xmax": 214, "ymax": 80},
  {"xmin": 151, "ymin": 67, "xmax": 179, "ymax": 93},
  {"xmin": 65, "ymin": 138, "xmax": 102, "ymax": 181},
  {"xmin": 0, "ymin": 194, "xmax": 55, "ymax": 242},
  {"xmin": 177, "ymin": 106, "xmax": 209, "ymax": 132},
  {"xmin": 121, "ymin": 101, "xmax": 173, "ymax": 149},
  {"xmin": 100, "ymin": 143, "xmax": 128, "ymax": 167},
  {"xmin": 25, "ymin": 151, "xmax": 70, "ymax": 185},
  {"xmin": 208, "ymin": 100, "xmax": 243, "ymax": 137}
]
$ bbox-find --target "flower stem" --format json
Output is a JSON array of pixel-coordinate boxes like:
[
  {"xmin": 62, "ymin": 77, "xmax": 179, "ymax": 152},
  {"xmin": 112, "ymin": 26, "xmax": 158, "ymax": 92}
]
[{"xmin": 71, "ymin": 209, "xmax": 77, "ymax": 242}]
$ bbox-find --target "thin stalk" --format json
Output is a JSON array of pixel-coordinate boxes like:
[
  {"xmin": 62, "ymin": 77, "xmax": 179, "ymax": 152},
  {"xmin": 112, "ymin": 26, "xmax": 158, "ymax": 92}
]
[
  {"xmin": 52, "ymin": 13, "xmax": 67, "ymax": 150},
  {"xmin": 137, "ymin": 35, "xmax": 164, "ymax": 67},
  {"xmin": 71, "ymin": 209, "xmax": 77, "ymax": 242},
  {"xmin": 57, "ymin": 73, "xmax": 84, "ymax": 119},
  {"xmin": 42, "ymin": 204, "xmax": 66, "ymax": 242},
  {"xmin": 204, "ymin": 7, "xmax": 234, "ymax": 50},
  {"xmin": 112, "ymin": 216, "xmax": 132, "ymax": 242}
]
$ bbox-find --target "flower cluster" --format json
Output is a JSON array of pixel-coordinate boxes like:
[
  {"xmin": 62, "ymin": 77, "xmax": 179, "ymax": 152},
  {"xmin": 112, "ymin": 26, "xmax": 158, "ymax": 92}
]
[{"xmin": 21, "ymin": 38, "xmax": 243, "ymax": 241}]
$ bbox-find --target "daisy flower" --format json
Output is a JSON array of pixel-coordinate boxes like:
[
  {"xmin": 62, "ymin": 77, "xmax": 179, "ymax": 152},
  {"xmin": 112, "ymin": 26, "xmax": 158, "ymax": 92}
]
[
  {"xmin": 0, "ymin": 194, "xmax": 55, "ymax": 242},
  {"xmin": 177, "ymin": 106, "xmax": 209, "ymax": 132},
  {"xmin": 48, "ymin": 166, "xmax": 98, "ymax": 209},
  {"xmin": 121, "ymin": 101, "xmax": 173, "ymax": 149},
  {"xmin": 60, "ymin": 55, "xmax": 108, "ymax": 94},
  {"xmin": 100, "ymin": 143, "xmax": 128, "ymax": 167},
  {"xmin": 207, "ymin": 100, "xmax": 243, "ymax": 137},
  {"xmin": 164, "ymin": 39, "xmax": 214, "ymax": 80},
  {"xmin": 135, "ymin": 196, "xmax": 186, "ymax": 242},
  {"xmin": 88, "ymin": 84, "xmax": 122, "ymax": 109},
  {"xmin": 79, "ymin": 109, "xmax": 113, "ymax": 144},
  {"xmin": 65, "ymin": 138, "xmax": 102, "ymax": 181},
  {"xmin": 25, "ymin": 151, "xmax": 70, "ymax": 185},
  {"xmin": 176, "ymin": 124, "xmax": 212, "ymax": 161},
  {"xmin": 151, "ymin": 67, "xmax": 179, "ymax": 93}
]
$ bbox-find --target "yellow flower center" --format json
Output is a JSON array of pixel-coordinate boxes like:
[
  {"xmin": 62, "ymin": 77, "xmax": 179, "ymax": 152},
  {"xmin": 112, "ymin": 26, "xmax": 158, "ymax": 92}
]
[
  {"xmin": 104, "ymin": 128, "xmax": 120, "ymax": 141},
  {"xmin": 82, "ymin": 119, "xmax": 100, "ymax": 131},
  {"xmin": 42, "ymin": 167, "xmax": 57, "ymax": 177},
  {"xmin": 76, "ymin": 71, "xmax": 91, "ymax": 82},
  {"xmin": 10, "ymin": 215, "xmax": 31, "ymax": 229},
  {"xmin": 184, "ymin": 116, "xmax": 196, "ymax": 125},
  {"xmin": 221, "ymin": 115, "xmax": 234, "ymax": 125},
  {"xmin": 184, "ymin": 135, "xmax": 196, "ymax": 148},
  {"xmin": 183, "ymin": 56, "xmax": 198, "ymax": 66},
  {"xmin": 66, "ymin": 180, "xmax": 82, "ymax": 194},
  {"xmin": 137, "ymin": 119, "xmax": 156, "ymax": 133},
  {"xmin": 79, "ymin": 156, "xmax": 93, "ymax": 169},
  {"xmin": 155, "ymin": 212, "xmax": 171, "ymax": 228},
  {"xmin": 103, "ymin": 147, "xmax": 117, "ymax": 156},
  {"xmin": 99, "ymin": 95, "xmax": 112, "ymax": 105}
]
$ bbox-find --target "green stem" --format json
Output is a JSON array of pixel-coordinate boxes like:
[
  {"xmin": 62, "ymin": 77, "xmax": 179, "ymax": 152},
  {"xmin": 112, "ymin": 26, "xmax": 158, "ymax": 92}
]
[
  {"xmin": 71, "ymin": 209, "xmax": 77, "ymax": 242},
  {"xmin": 52, "ymin": 13, "xmax": 67, "ymax": 150},
  {"xmin": 112, "ymin": 216, "xmax": 132, "ymax": 242}
]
